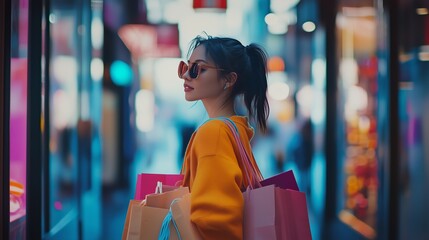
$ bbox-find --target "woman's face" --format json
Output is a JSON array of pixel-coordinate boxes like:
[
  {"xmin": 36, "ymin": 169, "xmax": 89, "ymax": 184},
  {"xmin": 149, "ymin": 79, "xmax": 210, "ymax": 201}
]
[{"xmin": 181, "ymin": 45, "xmax": 225, "ymax": 102}]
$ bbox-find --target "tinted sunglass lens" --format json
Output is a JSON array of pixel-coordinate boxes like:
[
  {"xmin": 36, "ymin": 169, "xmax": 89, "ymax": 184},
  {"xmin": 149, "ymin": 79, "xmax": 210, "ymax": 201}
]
[
  {"xmin": 190, "ymin": 63, "xmax": 199, "ymax": 79},
  {"xmin": 178, "ymin": 61, "xmax": 187, "ymax": 78}
]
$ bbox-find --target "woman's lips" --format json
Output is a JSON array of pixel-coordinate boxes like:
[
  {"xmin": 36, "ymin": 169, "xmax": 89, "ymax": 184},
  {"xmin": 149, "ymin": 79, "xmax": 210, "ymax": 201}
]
[{"xmin": 184, "ymin": 84, "xmax": 194, "ymax": 92}]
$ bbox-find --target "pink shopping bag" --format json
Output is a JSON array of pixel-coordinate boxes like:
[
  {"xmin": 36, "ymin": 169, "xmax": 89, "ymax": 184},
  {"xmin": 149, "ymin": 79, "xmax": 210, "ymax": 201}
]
[
  {"xmin": 243, "ymin": 184, "xmax": 312, "ymax": 240},
  {"xmin": 134, "ymin": 173, "xmax": 183, "ymax": 200},
  {"xmin": 222, "ymin": 118, "xmax": 311, "ymax": 239}
]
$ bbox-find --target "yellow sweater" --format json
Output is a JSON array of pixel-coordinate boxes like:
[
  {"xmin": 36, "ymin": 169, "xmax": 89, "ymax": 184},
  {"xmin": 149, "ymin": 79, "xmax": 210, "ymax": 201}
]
[{"xmin": 181, "ymin": 116, "xmax": 262, "ymax": 240}]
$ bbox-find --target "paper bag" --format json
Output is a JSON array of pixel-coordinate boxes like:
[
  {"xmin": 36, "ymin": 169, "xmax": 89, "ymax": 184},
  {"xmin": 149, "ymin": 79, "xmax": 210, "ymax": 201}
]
[
  {"xmin": 169, "ymin": 193, "xmax": 202, "ymax": 240},
  {"xmin": 260, "ymin": 170, "xmax": 299, "ymax": 191},
  {"xmin": 127, "ymin": 204, "xmax": 179, "ymax": 240},
  {"xmin": 279, "ymin": 189, "xmax": 312, "ymax": 240},
  {"xmin": 124, "ymin": 186, "xmax": 189, "ymax": 240},
  {"xmin": 122, "ymin": 200, "xmax": 140, "ymax": 240},
  {"xmin": 243, "ymin": 185, "xmax": 312, "ymax": 240},
  {"xmin": 145, "ymin": 187, "xmax": 189, "ymax": 208}
]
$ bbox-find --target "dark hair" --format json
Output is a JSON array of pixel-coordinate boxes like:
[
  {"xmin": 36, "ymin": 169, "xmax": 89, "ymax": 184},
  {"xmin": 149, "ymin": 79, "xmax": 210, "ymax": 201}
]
[{"xmin": 187, "ymin": 34, "xmax": 270, "ymax": 132}]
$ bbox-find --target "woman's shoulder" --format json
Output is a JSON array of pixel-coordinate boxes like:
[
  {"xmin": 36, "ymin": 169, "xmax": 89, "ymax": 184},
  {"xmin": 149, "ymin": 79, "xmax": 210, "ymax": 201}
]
[
  {"xmin": 195, "ymin": 118, "xmax": 229, "ymax": 139},
  {"xmin": 188, "ymin": 119, "xmax": 232, "ymax": 156},
  {"xmin": 189, "ymin": 117, "xmax": 254, "ymax": 158}
]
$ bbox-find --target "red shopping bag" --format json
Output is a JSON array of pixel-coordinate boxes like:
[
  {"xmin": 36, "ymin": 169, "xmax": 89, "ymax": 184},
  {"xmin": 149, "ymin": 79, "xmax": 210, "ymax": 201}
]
[
  {"xmin": 134, "ymin": 173, "xmax": 183, "ymax": 200},
  {"xmin": 279, "ymin": 188, "xmax": 312, "ymax": 240}
]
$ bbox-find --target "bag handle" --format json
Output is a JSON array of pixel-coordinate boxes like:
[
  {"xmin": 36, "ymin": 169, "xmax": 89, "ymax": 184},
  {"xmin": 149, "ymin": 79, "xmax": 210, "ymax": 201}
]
[
  {"xmin": 158, "ymin": 199, "xmax": 183, "ymax": 240},
  {"xmin": 155, "ymin": 181, "xmax": 163, "ymax": 194},
  {"xmin": 221, "ymin": 118, "xmax": 263, "ymax": 189}
]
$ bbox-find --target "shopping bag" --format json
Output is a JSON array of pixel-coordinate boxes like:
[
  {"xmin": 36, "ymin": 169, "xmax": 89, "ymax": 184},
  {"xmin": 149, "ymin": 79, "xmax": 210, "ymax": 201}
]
[
  {"xmin": 145, "ymin": 186, "xmax": 189, "ymax": 208},
  {"xmin": 123, "ymin": 185, "xmax": 189, "ymax": 240},
  {"xmin": 158, "ymin": 193, "xmax": 202, "ymax": 240},
  {"xmin": 278, "ymin": 188, "xmax": 312, "ymax": 240},
  {"xmin": 127, "ymin": 203, "xmax": 178, "ymax": 240},
  {"xmin": 243, "ymin": 184, "xmax": 312, "ymax": 240},
  {"xmin": 260, "ymin": 170, "xmax": 299, "ymax": 191},
  {"xmin": 135, "ymin": 173, "xmax": 184, "ymax": 200},
  {"xmin": 122, "ymin": 200, "xmax": 141, "ymax": 240},
  {"xmin": 243, "ymin": 185, "xmax": 280, "ymax": 240},
  {"xmin": 220, "ymin": 118, "xmax": 311, "ymax": 240}
]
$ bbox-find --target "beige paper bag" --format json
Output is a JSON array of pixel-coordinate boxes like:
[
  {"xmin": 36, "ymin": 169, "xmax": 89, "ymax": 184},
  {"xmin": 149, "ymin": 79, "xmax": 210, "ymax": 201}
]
[
  {"xmin": 122, "ymin": 200, "xmax": 140, "ymax": 240},
  {"xmin": 123, "ymin": 186, "xmax": 189, "ymax": 240},
  {"xmin": 127, "ymin": 204, "xmax": 178, "ymax": 240},
  {"xmin": 169, "ymin": 193, "xmax": 202, "ymax": 240},
  {"xmin": 145, "ymin": 187, "xmax": 189, "ymax": 208}
]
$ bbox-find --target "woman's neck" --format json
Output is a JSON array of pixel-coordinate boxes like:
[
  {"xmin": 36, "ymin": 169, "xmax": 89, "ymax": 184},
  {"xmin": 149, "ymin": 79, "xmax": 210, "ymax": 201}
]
[{"xmin": 202, "ymin": 99, "xmax": 236, "ymax": 118}]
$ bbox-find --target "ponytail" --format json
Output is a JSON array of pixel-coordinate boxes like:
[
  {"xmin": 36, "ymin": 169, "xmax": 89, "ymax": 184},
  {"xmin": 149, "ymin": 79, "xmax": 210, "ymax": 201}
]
[{"xmin": 244, "ymin": 44, "xmax": 269, "ymax": 133}]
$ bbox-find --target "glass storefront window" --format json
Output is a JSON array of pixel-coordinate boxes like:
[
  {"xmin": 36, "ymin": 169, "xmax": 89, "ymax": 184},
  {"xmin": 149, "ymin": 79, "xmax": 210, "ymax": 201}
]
[
  {"xmin": 336, "ymin": 2, "xmax": 378, "ymax": 238},
  {"xmin": 397, "ymin": 1, "xmax": 429, "ymax": 239},
  {"xmin": 44, "ymin": 1, "xmax": 102, "ymax": 238},
  {"xmin": 48, "ymin": 9, "xmax": 80, "ymax": 231},
  {"xmin": 10, "ymin": 0, "xmax": 29, "ymax": 237}
]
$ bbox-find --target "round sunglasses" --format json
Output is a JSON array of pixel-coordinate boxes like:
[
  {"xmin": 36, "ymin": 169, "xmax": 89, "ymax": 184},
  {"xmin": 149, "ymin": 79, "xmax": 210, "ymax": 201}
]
[{"xmin": 178, "ymin": 60, "xmax": 223, "ymax": 79}]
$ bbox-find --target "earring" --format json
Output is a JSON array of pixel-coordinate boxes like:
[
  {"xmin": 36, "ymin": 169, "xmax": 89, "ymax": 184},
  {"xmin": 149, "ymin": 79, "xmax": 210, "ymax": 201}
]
[{"xmin": 224, "ymin": 84, "xmax": 228, "ymax": 90}]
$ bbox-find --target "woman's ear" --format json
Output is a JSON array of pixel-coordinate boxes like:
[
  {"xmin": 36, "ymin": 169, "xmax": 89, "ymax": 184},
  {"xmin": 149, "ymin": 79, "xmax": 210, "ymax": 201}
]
[{"xmin": 224, "ymin": 72, "xmax": 237, "ymax": 88}]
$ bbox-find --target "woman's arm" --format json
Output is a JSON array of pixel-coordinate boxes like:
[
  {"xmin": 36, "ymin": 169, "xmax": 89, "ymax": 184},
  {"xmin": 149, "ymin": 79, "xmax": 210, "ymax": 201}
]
[
  {"xmin": 189, "ymin": 120, "xmax": 245, "ymax": 240},
  {"xmin": 191, "ymin": 154, "xmax": 244, "ymax": 240}
]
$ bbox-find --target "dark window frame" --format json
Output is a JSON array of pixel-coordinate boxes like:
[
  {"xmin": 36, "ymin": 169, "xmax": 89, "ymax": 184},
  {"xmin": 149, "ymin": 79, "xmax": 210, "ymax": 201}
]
[
  {"xmin": 1, "ymin": 0, "xmax": 11, "ymax": 238},
  {"xmin": 27, "ymin": 0, "xmax": 44, "ymax": 238}
]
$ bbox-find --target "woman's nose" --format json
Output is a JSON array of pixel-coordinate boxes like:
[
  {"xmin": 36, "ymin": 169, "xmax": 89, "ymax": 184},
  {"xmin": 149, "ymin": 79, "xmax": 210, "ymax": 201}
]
[{"xmin": 181, "ymin": 69, "xmax": 191, "ymax": 80}]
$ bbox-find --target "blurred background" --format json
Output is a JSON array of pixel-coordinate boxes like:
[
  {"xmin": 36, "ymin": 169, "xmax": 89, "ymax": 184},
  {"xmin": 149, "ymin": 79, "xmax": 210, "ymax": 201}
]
[{"xmin": 2, "ymin": 0, "xmax": 429, "ymax": 239}]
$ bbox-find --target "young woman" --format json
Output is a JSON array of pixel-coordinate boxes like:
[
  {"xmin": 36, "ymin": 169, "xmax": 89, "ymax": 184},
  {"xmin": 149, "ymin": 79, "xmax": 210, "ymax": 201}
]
[{"xmin": 179, "ymin": 34, "xmax": 269, "ymax": 240}]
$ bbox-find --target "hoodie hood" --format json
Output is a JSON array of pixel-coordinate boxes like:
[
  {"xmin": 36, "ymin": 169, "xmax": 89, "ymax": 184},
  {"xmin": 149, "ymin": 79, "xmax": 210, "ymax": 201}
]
[{"xmin": 230, "ymin": 115, "xmax": 255, "ymax": 140}]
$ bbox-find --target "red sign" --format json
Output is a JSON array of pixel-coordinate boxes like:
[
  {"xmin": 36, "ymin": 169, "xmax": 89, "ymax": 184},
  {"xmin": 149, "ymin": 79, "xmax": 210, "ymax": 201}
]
[
  {"xmin": 193, "ymin": 0, "xmax": 227, "ymax": 10},
  {"xmin": 118, "ymin": 24, "xmax": 180, "ymax": 58}
]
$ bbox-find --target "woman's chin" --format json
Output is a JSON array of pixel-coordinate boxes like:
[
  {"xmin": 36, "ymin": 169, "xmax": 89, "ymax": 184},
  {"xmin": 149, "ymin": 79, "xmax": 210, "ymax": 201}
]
[{"xmin": 185, "ymin": 95, "xmax": 197, "ymax": 101}]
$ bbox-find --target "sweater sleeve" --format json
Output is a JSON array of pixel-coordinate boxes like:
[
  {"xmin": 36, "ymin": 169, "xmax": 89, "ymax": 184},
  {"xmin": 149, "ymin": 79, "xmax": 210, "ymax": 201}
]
[{"xmin": 190, "ymin": 121, "xmax": 244, "ymax": 240}]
